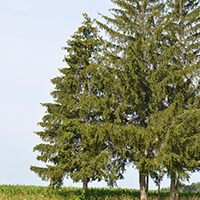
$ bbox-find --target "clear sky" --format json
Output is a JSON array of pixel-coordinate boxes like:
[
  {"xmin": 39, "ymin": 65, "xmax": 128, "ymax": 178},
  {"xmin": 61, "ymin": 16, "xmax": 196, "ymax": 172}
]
[{"xmin": 0, "ymin": 0, "xmax": 200, "ymax": 190}]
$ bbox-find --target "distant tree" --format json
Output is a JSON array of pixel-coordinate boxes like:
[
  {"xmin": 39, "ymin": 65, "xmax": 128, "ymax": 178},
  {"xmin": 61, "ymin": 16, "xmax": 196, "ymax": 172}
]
[
  {"xmin": 195, "ymin": 182, "xmax": 200, "ymax": 192},
  {"xmin": 30, "ymin": 14, "xmax": 119, "ymax": 193},
  {"xmin": 182, "ymin": 183, "xmax": 197, "ymax": 192}
]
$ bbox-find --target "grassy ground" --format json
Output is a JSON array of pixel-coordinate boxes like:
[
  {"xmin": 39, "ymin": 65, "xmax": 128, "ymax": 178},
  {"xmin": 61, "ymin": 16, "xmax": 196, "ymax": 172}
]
[{"xmin": 0, "ymin": 185, "xmax": 200, "ymax": 200}]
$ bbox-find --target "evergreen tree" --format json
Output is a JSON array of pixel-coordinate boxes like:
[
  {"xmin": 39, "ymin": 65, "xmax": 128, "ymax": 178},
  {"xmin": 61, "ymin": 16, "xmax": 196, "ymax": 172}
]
[
  {"xmin": 97, "ymin": 0, "xmax": 200, "ymax": 200},
  {"xmin": 96, "ymin": 1, "xmax": 166, "ymax": 199},
  {"xmin": 30, "ymin": 14, "xmax": 119, "ymax": 193},
  {"xmin": 154, "ymin": 0, "xmax": 200, "ymax": 199}
]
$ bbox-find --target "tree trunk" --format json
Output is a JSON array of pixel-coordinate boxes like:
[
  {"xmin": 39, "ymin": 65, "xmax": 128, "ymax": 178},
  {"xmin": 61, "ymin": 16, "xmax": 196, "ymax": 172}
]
[
  {"xmin": 145, "ymin": 174, "xmax": 149, "ymax": 199},
  {"xmin": 140, "ymin": 171, "xmax": 147, "ymax": 200},
  {"xmin": 170, "ymin": 172, "xmax": 176, "ymax": 200},
  {"xmin": 83, "ymin": 176, "xmax": 88, "ymax": 194},
  {"xmin": 176, "ymin": 174, "xmax": 179, "ymax": 200},
  {"xmin": 158, "ymin": 169, "xmax": 161, "ymax": 200}
]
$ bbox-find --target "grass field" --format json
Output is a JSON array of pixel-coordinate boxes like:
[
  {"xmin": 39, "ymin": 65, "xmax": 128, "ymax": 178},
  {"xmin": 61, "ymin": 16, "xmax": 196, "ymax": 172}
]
[{"xmin": 0, "ymin": 185, "xmax": 200, "ymax": 200}]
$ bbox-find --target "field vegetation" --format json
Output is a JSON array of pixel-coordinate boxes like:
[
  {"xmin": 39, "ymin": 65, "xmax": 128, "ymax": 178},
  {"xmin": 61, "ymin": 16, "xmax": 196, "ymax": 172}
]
[{"xmin": 1, "ymin": 184, "xmax": 200, "ymax": 200}]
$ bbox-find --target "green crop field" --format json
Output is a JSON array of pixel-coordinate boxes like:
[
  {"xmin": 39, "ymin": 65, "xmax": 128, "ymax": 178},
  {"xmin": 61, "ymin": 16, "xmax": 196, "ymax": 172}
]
[{"xmin": 0, "ymin": 185, "xmax": 200, "ymax": 200}]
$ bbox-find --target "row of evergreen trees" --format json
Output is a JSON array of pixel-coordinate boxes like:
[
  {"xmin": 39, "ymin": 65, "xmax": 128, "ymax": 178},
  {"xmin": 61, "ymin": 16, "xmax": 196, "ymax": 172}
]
[{"xmin": 30, "ymin": 1, "xmax": 200, "ymax": 200}]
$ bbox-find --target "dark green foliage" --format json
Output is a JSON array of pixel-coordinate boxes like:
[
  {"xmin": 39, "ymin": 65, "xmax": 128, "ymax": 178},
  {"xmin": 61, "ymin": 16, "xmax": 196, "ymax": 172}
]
[
  {"xmin": 31, "ymin": 0, "xmax": 200, "ymax": 197},
  {"xmin": 30, "ymin": 13, "xmax": 120, "ymax": 190},
  {"xmin": 182, "ymin": 183, "xmax": 197, "ymax": 192},
  {"xmin": 96, "ymin": 1, "xmax": 169, "ymax": 198},
  {"xmin": 153, "ymin": 1, "xmax": 200, "ymax": 196},
  {"xmin": 96, "ymin": 0, "xmax": 200, "ymax": 199}
]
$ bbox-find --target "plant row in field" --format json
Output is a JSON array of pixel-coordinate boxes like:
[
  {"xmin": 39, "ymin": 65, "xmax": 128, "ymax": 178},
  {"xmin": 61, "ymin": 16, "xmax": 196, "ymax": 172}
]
[{"xmin": 1, "ymin": 185, "xmax": 200, "ymax": 199}]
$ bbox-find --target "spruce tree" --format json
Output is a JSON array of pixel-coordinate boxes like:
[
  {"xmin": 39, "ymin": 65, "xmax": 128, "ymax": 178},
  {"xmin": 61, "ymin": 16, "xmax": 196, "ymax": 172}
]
[
  {"xmin": 97, "ymin": 0, "xmax": 200, "ymax": 200},
  {"xmin": 154, "ymin": 0, "xmax": 200, "ymax": 199},
  {"xmin": 30, "ymin": 14, "xmax": 119, "ymax": 193},
  {"xmin": 96, "ymin": 1, "xmax": 166, "ymax": 199}
]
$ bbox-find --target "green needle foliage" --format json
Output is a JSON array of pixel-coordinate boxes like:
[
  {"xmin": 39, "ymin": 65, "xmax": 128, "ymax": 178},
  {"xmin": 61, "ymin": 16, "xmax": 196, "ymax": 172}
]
[
  {"xmin": 96, "ymin": 0, "xmax": 200, "ymax": 200},
  {"xmin": 30, "ymin": 0, "xmax": 200, "ymax": 199},
  {"xmin": 96, "ymin": 0, "xmax": 167, "ymax": 199},
  {"xmin": 30, "ymin": 14, "xmax": 119, "ymax": 193},
  {"xmin": 153, "ymin": 0, "xmax": 200, "ymax": 199}
]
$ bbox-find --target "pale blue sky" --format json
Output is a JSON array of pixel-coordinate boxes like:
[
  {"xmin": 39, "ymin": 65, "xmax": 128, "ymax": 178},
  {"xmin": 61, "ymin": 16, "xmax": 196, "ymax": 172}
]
[{"xmin": 0, "ymin": 0, "xmax": 199, "ymax": 190}]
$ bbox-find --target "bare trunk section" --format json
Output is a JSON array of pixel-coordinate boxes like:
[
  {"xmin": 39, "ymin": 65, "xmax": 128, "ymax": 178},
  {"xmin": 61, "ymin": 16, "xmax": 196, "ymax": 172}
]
[
  {"xmin": 170, "ymin": 172, "xmax": 176, "ymax": 200},
  {"xmin": 140, "ymin": 171, "xmax": 147, "ymax": 200},
  {"xmin": 176, "ymin": 174, "xmax": 179, "ymax": 200},
  {"xmin": 145, "ymin": 174, "xmax": 149, "ymax": 199},
  {"xmin": 83, "ymin": 176, "xmax": 88, "ymax": 194},
  {"xmin": 158, "ymin": 169, "xmax": 161, "ymax": 200}
]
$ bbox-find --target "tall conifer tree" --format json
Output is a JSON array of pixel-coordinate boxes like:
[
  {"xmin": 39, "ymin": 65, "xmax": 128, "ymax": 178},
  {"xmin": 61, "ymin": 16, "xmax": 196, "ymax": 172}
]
[
  {"xmin": 97, "ymin": 0, "xmax": 200, "ymax": 200},
  {"xmin": 30, "ymin": 14, "xmax": 119, "ymax": 193},
  {"xmin": 154, "ymin": 1, "xmax": 200, "ymax": 199},
  {"xmin": 97, "ymin": 1, "xmax": 166, "ymax": 199}
]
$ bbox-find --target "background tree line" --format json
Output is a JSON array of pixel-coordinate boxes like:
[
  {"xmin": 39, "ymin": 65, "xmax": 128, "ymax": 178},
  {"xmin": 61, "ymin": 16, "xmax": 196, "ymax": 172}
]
[
  {"xmin": 30, "ymin": 0, "xmax": 200, "ymax": 200},
  {"xmin": 161, "ymin": 182, "xmax": 200, "ymax": 193}
]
